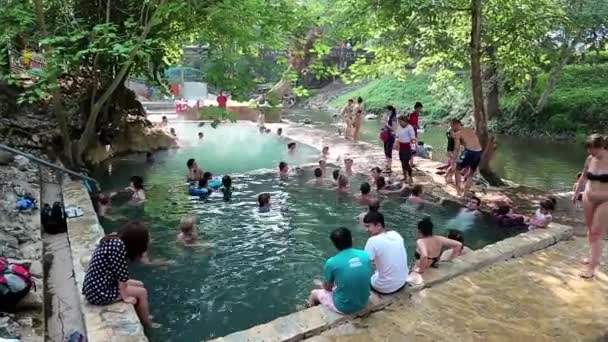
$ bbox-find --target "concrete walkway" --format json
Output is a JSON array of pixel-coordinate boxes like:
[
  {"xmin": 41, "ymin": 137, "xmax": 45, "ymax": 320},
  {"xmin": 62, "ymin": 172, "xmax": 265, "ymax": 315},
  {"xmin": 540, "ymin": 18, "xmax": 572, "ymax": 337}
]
[{"xmin": 307, "ymin": 237, "xmax": 608, "ymax": 342}]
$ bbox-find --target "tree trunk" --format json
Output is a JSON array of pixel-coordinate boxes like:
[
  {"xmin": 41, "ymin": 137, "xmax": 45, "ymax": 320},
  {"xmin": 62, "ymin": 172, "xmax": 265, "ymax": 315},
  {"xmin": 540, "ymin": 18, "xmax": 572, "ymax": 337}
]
[
  {"xmin": 266, "ymin": 27, "xmax": 321, "ymax": 100},
  {"xmin": 33, "ymin": 0, "xmax": 74, "ymax": 166},
  {"xmin": 76, "ymin": 0, "xmax": 165, "ymax": 162},
  {"xmin": 470, "ymin": 0, "xmax": 504, "ymax": 186},
  {"xmin": 484, "ymin": 46, "xmax": 499, "ymax": 120}
]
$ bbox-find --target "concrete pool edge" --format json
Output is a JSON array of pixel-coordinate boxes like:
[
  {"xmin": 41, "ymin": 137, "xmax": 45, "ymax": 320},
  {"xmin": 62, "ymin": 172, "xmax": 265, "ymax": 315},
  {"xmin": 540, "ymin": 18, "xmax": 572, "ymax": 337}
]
[
  {"xmin": 62, "ymin": 179, "xmax": 148, "ymax": 342},
  {"xmin": 210, "ymin": 224, "xmax": 573, "ymax": 342}
]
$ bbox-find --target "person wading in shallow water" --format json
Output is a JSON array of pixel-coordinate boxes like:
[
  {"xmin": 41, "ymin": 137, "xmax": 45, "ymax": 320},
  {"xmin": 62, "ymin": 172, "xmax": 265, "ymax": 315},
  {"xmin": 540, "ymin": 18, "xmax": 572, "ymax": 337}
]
[
  {"xmin": 395, "ymin": 115, "xmax": 416, "ymax": 184},
  {"xmin": 573, "ymin": 134, "xmax": 608, "ymax": 279},
  {"xmin": 352, "ymin": 97, "xmax": 364, "ymax": 142},
  {"xmin": 449, "ymin": 119, "xmax": 483, "ymax": 196},
  {"xmin": 340, "ymin": 99, "xmax": 354, "ymax": 139},
  {"xmin": 381, "ymin": 105, "xmax": 398, "ymax": 173}
]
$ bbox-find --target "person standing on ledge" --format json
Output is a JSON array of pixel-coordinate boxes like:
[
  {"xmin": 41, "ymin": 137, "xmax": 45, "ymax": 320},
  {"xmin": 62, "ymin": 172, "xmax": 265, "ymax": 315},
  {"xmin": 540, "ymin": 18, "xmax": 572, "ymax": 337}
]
[
  {"xmin": 363, "ymin": 212, "xmax": 408, "ymax": 295},
  {"xmin": 217, "ymin": 91, "xmax": 228, "ymax": 109},
  {"xmin": 449, "ymin": 119, "xmax": 483, "ymax": 196},
  {"xmin": 308, "ymin": 227, "xmax": 372, "ymax": 314}
]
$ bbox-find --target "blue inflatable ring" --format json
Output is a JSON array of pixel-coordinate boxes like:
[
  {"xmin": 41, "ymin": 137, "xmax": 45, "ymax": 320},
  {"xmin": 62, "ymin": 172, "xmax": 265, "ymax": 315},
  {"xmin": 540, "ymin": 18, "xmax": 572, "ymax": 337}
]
[
  {"xmin": 189, "ymin": 187, "xmax": 210, "ymax": 197},
  {"xmin": 208, "ymin": 177, "xmax": 222, "ymax": 189}
]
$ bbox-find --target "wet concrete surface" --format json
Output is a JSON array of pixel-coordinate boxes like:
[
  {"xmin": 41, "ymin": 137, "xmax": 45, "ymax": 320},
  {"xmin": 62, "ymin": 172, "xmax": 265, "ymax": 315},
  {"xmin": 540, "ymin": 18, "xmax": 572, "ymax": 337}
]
[{"xmin": 307, "ymin": 237, "xmax": 608, "ymax": 342}]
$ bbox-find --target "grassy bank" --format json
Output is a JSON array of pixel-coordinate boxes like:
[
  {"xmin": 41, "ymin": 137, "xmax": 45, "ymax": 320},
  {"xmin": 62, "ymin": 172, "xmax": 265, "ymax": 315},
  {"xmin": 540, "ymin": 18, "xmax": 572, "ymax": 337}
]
[{"xmin": 325, "ymin": 65, "xmax": 608, "ymax": 136}]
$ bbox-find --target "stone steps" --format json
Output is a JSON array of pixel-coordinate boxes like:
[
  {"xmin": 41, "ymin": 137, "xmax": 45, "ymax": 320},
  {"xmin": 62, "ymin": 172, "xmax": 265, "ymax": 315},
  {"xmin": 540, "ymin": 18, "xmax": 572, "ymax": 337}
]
[{"xmin": 40, "ymin": 170, "xmax": 85, "ymax": 342}]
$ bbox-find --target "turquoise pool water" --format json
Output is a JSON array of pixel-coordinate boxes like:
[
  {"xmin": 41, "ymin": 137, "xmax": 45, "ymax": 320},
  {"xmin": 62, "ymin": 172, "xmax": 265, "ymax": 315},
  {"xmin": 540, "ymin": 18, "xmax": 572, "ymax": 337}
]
[{"xmin": 93, "ymin": 123, "xmax": 523, "ymax": 341}]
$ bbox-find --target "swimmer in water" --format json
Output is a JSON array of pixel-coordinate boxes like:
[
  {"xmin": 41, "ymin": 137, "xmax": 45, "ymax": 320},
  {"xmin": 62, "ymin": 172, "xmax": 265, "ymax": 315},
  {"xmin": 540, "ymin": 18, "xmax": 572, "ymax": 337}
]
[
  {"xmin": 463, "ymin": 196, "xmax": 481, "ymax": 214},
  {"xmin": 370, "ymin": 167, "xmax": 382, "ymax": 184},
  {"xmin": 258, "ymin": 193, "xmax": 271, "ymax": 212},
  {"xmin": 440, "ymin": 230, "xmax": 472, "ymax": 261},
  {"xmin": 337, "ymin": 174, "xmax": 350, "ymax": 193},
  {"xmin": 308, "ymin": 167, "xmax": 324, "ymax": 186},
  {"xmin": 198, "ymin": 132, "xmax": 204, "ymax": 140},
  {"xmin": 279, "ymin": 161, "xmax": 289, "ymax": 178},
  {"xmin": 187, "ymin": 158, "xmax": 202, "ymax": 182},
  {"xmin": 526, "ymin": 198, "xmax": 556, "ymax": 230},
  {"xmin": 97, "ymin": 193, "xmax": 111, "ymax": 217},
  {"xmin": 412, "ymin": 217, "xmax": 463, "ymax": 274},
  {"xmin": 128, "ymin": 176, "xmax": 146, "ymax": 205},
  {"xmin": 202, "ymin": 172, "xmax": 213, "ymax": 183},
  {"xmin": 376, "ymin": 176, "xmax": 406, "ymax": 195},
  {"xmin": 177, "ymin": 216, "xmax": 198, "ymax": 245},
  {"xmin": 407, "ymin": 184, "xmax": 429, "ymax": 207},
  {"xmin": 146, "ymin": 152, "xmax": 154, "ymax": 163},
  {"xmin": 332, "ymin": 169, "xmax": 340, "ymax": 185},
  {"xmin": 288, "ymin": 142, "xmax": 297, "ymax": 155},
  {"xmin": 319, "ymin": 159, "xmax": 327, "ymax": 176},
  {"xmin": 198, "ymin": 177, "xmax": 211, "ymax": 192},
  {"xmin": 358, "ymin": 199, "xmax": 380, "ymax": 225},
  {"xmin": 322, "ymin": 146, "xmax": 330, "ymax": 160},
  {"xmin": 221, "ymin": 175, "xmax": 232, "ymax": 201},
  {"xmin": 277, "ymin": 127, "xmax": 283, "ymax": 136},
  {"xmin": 344, "ymin": 157, "xmax": 354, "ymax": 177},
  {"xmin": 358, "ymin": 182, "xmax": 375, "ymax": 205}
]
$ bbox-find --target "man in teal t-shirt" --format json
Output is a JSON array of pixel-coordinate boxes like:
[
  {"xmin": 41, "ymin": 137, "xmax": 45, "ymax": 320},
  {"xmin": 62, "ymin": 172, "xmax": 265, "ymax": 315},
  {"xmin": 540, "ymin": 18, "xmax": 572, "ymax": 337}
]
[{"xmin": 308, "ymin": 227, "xmax": 372, "ymax": 314}]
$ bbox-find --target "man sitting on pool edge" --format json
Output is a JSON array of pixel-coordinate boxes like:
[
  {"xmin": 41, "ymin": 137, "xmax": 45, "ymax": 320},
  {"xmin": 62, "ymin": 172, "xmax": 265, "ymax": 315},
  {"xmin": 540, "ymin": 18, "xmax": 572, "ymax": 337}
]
[{"xmin": 308, "ymin": 227, "xmax": 372, "ymax": 314}]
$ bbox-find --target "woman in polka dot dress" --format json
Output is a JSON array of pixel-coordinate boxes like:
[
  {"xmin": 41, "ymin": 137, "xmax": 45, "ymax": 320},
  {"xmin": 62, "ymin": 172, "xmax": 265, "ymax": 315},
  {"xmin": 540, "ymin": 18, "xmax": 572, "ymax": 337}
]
[{"xmin": 83, "ymin": 222, "xmax": 158, "ymax": 328}]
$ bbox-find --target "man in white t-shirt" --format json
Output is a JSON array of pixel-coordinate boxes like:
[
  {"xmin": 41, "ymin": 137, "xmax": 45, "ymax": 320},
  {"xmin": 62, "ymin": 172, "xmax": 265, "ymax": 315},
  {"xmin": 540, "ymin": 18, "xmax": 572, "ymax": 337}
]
[{"xmin": 363, "ymin": 211, "xmax": 408, "ymax": 294}]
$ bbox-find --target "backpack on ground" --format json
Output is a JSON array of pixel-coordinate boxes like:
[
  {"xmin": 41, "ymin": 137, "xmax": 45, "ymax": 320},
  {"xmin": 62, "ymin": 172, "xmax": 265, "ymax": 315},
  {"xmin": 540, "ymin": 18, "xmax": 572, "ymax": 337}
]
[
  {"xmin": 0, "ymin": 257, "xmax": 33, "ymax": 312},
  {"xmin": 41, "ymin": 201, "xmax": 67, "ymax": 234}
]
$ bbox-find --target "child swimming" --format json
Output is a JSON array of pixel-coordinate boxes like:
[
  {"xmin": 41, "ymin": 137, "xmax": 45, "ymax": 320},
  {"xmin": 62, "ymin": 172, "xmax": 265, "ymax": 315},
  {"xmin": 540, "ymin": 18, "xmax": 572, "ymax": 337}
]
[
  {"xmin": 258, "ymin": 193, "xmax": 271, "ymax": 212},
  {"xmin": 279, "ymin": 161, "xmax": 289, "ymax": 178},
  {"xmin": 221, "ymin": 175, "xmax": 232, "ymax": 201},
  {"xmin": 407, "ymin": 184, "xmax": 428, "ymax": 207},
  {"xmin": 128, "ymin": 176, "xmax": 146, "ymax": 206},
  {"xmin": 177, "ymin": 216, "xmax": 198, "ymax": 245},
  {"xmin": 527, "ymin": 198, "xmax": 556, "ymax": 230}
]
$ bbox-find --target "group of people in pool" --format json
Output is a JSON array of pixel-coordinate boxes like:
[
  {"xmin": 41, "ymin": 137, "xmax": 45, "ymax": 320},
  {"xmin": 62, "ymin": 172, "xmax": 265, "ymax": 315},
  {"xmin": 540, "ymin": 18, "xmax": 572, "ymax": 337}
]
[{"xmin": 82, "ymin": 113, "xmax": 604, "ymax": 331}]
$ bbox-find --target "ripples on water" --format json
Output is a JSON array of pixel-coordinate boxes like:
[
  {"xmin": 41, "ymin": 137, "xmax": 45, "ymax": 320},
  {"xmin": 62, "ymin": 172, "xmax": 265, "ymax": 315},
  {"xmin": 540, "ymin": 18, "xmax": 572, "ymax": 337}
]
[{"xmin": 94, "ymin": 123, "xmax": 525, "ymax": 341}]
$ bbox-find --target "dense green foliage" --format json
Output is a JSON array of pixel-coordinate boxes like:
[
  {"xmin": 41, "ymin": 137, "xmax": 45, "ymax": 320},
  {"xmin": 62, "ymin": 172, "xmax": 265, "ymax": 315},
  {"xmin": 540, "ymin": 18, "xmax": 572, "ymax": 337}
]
[
  {"xmin": 331, "ymin": 64, "xmax": 608, "ymax": 136},
  {"xmin": 330, "ymin": 73, "xmax": 471, "ymax": 119},
  {"xmin": 498, "ymin": 64, "xmax": 608, "ymax": 136}
]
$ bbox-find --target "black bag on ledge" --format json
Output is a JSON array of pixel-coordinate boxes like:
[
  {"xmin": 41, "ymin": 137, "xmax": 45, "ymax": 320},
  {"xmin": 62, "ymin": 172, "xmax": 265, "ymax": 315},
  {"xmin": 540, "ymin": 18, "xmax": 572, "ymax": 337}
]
[{"xmin": 41, "ymin": 201, "xmax": 67, "ymax": 234}]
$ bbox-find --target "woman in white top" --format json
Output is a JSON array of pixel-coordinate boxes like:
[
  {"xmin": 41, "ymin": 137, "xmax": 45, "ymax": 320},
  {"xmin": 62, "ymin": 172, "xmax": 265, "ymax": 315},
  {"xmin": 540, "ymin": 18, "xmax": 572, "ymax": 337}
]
[{"xmin": 395, "ymin": 115, "xmax": 417, "ymax": 184}]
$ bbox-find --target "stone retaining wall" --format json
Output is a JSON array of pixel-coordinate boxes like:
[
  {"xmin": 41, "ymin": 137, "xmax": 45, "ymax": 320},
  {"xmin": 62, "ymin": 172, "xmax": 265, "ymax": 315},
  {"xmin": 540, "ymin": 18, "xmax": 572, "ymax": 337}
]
[
  {"xmin": 0, "ymin": 157, "xmax": 44, "ymax": 341},
  {"xmin": 211, "ymin": 224, "xmax": 573, "ymax": 342},
  {"xmin": 62, "ymin": 179, "xmax": 148, "ymax": 342}
]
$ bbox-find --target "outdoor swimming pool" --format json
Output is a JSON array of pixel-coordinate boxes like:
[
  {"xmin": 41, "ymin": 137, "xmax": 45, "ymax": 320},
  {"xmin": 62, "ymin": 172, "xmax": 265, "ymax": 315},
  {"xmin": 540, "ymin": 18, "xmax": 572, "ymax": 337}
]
[{"xmin": 92, "ymin": 123, "xmax": 524, "ymax": 341}]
